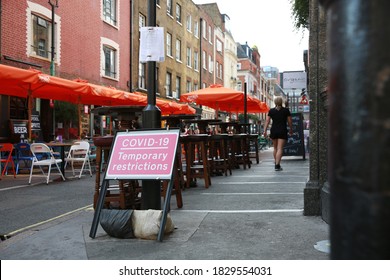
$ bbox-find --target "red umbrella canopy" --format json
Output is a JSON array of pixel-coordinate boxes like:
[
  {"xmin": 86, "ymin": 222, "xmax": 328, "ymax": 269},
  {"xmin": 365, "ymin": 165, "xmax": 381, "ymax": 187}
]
[
  {"xmin": 157, "ymin": 99, "xmax": 196, "ymax": 115},
  {"xmin": 217, "ymin": 95, "xmax": 269, "ymax": 113},
  {"xmin": 180, "ymin": 84, "xmax": 244, "ymax": 109},
  {"xmin": 0, "ymin": 64, "xmax": 38, "ymax": 98},
  {"xmin": 180, "ymin": 84, "xmax": 269, "ymax": 113}
]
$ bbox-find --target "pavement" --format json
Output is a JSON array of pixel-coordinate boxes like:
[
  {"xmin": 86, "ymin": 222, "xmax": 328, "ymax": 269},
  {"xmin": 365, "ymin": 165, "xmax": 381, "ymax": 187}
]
[{"xmin": 0, "ymin": 148, "xmax": 330, "ymax": 260}]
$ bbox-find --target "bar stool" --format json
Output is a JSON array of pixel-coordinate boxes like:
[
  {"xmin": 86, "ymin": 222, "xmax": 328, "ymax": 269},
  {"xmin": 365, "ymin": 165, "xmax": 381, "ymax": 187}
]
[
  {"xmin": 208, "ymin": 134, "xmax": 232, "ymax": 176},
  {"xmin": 248, "ymin": 134, "xmax": 260, "ymax": 164},
  {"xmin": 231, "ymin": 134, "xmax": 251, "ymax": 169},
  {"xmin": 180, "ymin": 134, "xmax": 211, "ymax": 188}
]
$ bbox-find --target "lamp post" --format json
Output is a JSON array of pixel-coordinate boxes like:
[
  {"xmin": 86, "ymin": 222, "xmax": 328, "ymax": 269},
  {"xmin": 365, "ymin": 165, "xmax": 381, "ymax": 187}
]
[
  {"xmin": 48, "ymin": 0, "xmax": 58, "ymax": 140},
  {"xmin": 142, "ymin": 0, "xmax": 162, "ymax": 210},
  {"xmin": 48, "ymin": 0, "xmax": 58, "ymax": 76}
]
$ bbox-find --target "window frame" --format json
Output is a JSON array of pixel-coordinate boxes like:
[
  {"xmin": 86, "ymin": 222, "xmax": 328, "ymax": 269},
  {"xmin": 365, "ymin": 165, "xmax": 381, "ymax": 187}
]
[
  {"xmin": 175, "ymin": 38, "xmax": 182, "ymax": 62},
  {"xmin": 176, "ymin": 3, "xmax": 182, "ymax": 24},
  {"xmin": 166, "ymin": 72, "xmax": 172, "ymax": 97},
  {"xmin": 103, "ymin": 45, "xmax": 117, "ymax": 79},
  {"xmin": 166, "ymin": 32, "xmax": 173, "ymax": 57},
  {"xmin": 103, "ymin": 0, "xmax": 117, "ymax": 26}
]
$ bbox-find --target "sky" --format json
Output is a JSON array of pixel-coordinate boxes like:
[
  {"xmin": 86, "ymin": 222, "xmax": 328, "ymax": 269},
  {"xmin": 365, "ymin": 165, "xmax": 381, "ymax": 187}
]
[{"xmin": 192, "ymin": 0, "xmax": 309, "ymax": 72}]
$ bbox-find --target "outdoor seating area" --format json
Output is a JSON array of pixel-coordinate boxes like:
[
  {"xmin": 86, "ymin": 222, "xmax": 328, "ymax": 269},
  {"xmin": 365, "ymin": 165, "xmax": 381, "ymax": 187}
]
[
  {"xmin": 1, "ymin": 82, "xmax": 269, "ymax": 211},
  {"xmin": 0, "ymin": 140, "xmax": 96, "ymax": 184},
  {"xmin": 88, "ymin": 114, "xmax": 265, "ymax": 211}
]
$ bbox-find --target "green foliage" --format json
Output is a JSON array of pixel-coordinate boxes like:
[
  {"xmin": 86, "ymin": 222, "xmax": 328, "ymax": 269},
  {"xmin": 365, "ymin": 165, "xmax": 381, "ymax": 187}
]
[
  {"xmin": 54, "ymin": 101, "xmax": 78, "ymax": 125},
  {"xmin": 290, "ymin": 0, "xmax": 309, "ymax": 30},
  {"xmin": 238, "ymin": 113, "xmax": 259, "ymax": 123}
]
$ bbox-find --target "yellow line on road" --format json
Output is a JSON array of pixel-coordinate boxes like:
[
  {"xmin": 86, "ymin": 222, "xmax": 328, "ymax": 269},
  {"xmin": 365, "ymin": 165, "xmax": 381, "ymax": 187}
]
[{"xmin": 7, "ymin": 204, "xmax": 93, "ymax": 236}]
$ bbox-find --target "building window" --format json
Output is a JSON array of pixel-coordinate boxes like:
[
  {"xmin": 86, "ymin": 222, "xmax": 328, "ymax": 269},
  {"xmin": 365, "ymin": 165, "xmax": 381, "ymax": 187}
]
[
  {"xmin": 31, "ymin": 14, "xmax": 52, "ymax": 59},
  {"xmin": 186, "ymin": 47, "xmax": 192, "ymax": 67},
  {"xmin": 194, "ymin": 21, "xmax": 199, "ymax": 37},
  {"xmin": 176, "ymin": 39, "xmax": 181, "ymax": 61},
  {"xmin": 208, "ymin": 55, "xmax": 213, "ymax": 73},
  {"xmin": 175, "ymin": 76, "xmax": 181, "ymax": 99},
  {"xmin": 103, "ymin": 0, "xmax": 117, "ymax": 25},
  {"xmin": 139, "ymin": 13, "xmax": 146, "ymax": 28},
  {"xmin": 216, "ymin": 39, "xmax": 223, "ymax": 53},
  {"xmin": 208, "ymin": 25, "xmax": 212, "ymax": 43},
  {"xmin": 202, "ymin": 20, "xmax": 207, "ymax": 39},
  {"xmin": 186, "ymin": 14, "xmax": 192, "ymax": 32},
  {"xmin": 138, "ymin": 63, "xmax": 146, "ymax": 89},
  {"xmin": 186, "ymin": 80, "xmax": 192, "ymax": 92},
  {"xmin": 193, "ymin": 83, "xmax": 199, "ymax": 91},
  {"xmin": 166, "ymin": 72, "xmax": 172, "ymax": 97},
  {"xmin": 202, "ymin": 51, "xmax": 207, "ymax": 70},
  {"xmin": 167, "ymin": 0, "xmax": 172, "ymax": 16},
  {"xmin": 176, "ymin": 4, "xmax": 181, "ymax": 23},
  {"xmin": 166, "ymin": 32, "xmax": 172, "ymax": 57},
  {"xmin": 103, "ymin": 45, "xmax": 117, "ymax": 78},
  {"xmin": 194, "ymin": 51, "xmax": 199, "ymax": 71}
]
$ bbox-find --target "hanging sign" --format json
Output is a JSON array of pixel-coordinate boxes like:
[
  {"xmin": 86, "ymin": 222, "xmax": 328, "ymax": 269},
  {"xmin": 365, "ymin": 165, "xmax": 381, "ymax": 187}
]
[
  {"xmin": 105, "ymin": 129, "xmax": 180, "ymax": 180},
  {"xmin": 139, "ymin": 27, "xmax": 165, "ymax": 62}
]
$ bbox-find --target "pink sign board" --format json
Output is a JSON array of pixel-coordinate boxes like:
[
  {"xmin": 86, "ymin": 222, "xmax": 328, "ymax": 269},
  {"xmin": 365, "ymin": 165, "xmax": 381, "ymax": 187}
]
[{"xmin": 105, "ymin": 129, "xmax": 180, "ymax": 180}]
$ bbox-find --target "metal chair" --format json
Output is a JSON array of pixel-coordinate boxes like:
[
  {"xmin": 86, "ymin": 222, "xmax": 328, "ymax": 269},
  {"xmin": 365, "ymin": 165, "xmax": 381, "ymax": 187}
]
[
  {"xmin": 0, "ymin": 143, "xmax": 16, "ymax": 179},
  {"xmin": 64, "ymin": 141, "xmax": 92, "ymax": 178},
  {"xmin": 14, "ymin": 142, "xmax": 34, "ymax": 174},
  {"xmin": 29, "ymin": 143, "xmax": 65, "ymax": 184}
]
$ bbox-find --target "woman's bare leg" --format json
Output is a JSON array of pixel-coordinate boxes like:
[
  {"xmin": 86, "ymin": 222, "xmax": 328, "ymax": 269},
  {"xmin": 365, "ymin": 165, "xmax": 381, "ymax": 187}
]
[
  {"xmin": 275, "ymin": 138, "xmax": 286, "ymax": 165},
  {"xmin": 272, "ymin": 139, "xmax": 278, "ymax": 163}
]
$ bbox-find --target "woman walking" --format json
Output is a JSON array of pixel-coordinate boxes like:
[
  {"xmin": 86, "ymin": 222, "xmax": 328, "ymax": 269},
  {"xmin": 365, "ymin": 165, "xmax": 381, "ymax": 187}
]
[{"xmin": 263, "ymin": 96, "xmax": 293, "ymax": 171}]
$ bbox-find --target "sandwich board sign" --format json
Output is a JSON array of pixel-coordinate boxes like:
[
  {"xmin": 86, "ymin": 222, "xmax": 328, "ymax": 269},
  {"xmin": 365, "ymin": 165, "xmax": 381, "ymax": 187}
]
[{"xmin": 90, "ymin": 129, "xmax": 180, "ymax": 241}]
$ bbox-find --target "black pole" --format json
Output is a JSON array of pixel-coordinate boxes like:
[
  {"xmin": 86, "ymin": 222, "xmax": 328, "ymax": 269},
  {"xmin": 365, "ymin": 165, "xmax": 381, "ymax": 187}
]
[
  {"xmin": 244, "ymin": 82, "xmax": 247, "ymax": 133},
  {"xmin": 142, "ymin": 0, "xmax": 161, "ymax": 210},
  {"xmin": 48, "ymin": 0, "xmax": 58, "ymax": 141},
  {"xmin": 320, "ymin": 0, "xmax": 390, "ymax": 259}
]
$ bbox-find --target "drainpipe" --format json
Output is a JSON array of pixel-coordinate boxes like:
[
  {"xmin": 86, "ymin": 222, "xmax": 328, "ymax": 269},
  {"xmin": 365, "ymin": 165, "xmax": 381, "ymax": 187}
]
[
  {"xmin": 129, "ymin": 0, "xmax": 133, "ymax": 91},
  {"xmin": 199, "ymin": 17, "xmax": 203, "ymax": 87}
]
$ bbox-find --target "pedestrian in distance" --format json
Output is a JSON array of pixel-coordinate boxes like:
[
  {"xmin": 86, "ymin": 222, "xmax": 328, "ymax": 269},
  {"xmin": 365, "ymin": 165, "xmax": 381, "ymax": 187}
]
[{"xmin": 263, "ymin": 96, "xmax": 293, "ymax": 171}]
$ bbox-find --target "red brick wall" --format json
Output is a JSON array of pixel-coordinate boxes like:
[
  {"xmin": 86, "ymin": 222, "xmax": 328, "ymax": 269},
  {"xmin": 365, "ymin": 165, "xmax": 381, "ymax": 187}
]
[{"xmin": 1, "ymin": 0, "xmax": 131, "ymax": 90}]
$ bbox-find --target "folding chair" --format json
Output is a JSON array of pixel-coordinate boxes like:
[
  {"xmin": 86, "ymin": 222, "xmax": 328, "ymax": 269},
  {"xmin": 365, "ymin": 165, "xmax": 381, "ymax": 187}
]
[
  {"xmin": 64, "ymin": 141, "xmax": 92, "ymax": 178},
  {"xmin": 29, "ymin": 143, "xmax": 65, "ymax": 184},
  {"xmin": 0, "ymin": 143, "xmax": 16, "ymax": 179},
  {"xmin": 14, "ymin": 142, "xmax": 34, "ymax": 174}
]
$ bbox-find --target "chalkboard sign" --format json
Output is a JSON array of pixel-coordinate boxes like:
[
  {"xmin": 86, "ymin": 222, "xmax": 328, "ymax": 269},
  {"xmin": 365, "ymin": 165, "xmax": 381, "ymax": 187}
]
[
  {"xmin": 9, "ymin": 119, "xmax": 28, "ymax": 142},
  {"xmin": 283, "ymin": 112, "xmax": 305, "ymax": 159}
]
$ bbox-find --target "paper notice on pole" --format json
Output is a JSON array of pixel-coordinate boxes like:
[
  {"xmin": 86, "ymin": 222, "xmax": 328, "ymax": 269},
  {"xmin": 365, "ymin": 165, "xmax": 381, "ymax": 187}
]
[{"xmin": 139, "ymin": 27, "xmax": 165, "ymax": 62}]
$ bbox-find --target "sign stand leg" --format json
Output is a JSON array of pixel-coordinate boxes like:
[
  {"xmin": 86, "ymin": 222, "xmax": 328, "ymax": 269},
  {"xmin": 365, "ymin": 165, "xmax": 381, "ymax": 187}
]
[
  {"xmin": 89, "ymin": 179, "xmax": 109, "ymax": 238},
  {"xmin": 157, "ymin": 178, "xmax": 175, "ymax": 242}
]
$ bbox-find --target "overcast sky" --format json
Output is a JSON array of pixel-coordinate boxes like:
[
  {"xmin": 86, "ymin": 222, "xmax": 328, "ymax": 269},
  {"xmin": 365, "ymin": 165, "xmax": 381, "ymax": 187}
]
[{"xmin": 193, "ymin": 0, "xmax": 309, "ymax": 72}]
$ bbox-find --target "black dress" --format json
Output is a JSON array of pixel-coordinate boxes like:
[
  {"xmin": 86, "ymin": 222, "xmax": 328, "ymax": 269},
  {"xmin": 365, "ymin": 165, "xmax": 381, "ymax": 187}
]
[{"xmin": 268, "ymin": 107, "xmax": 291, "ymax": 140}]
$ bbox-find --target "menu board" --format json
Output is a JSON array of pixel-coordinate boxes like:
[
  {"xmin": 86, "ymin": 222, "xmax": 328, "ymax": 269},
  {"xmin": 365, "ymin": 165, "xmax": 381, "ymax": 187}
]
[
  {"xmin": 283, "ymin": 113, "xmax": 305, "ymax": 159},
  {"xmin": 9, "ymin": 111, "xmax": 42, "ymax": 142}
]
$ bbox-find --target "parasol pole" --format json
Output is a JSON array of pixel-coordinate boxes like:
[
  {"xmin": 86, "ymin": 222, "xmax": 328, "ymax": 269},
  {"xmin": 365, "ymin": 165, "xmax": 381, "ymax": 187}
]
[
  {"xmin": 78, "ymin": 103, "xmax": 82, "ymax": 138},
  {"xmin": 27, "ymin": 89, "xmax": 32, "ymax": 140},
  {"xmin": 244, "ymin": 82, "xmax": 248, "ymax": 133}
]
